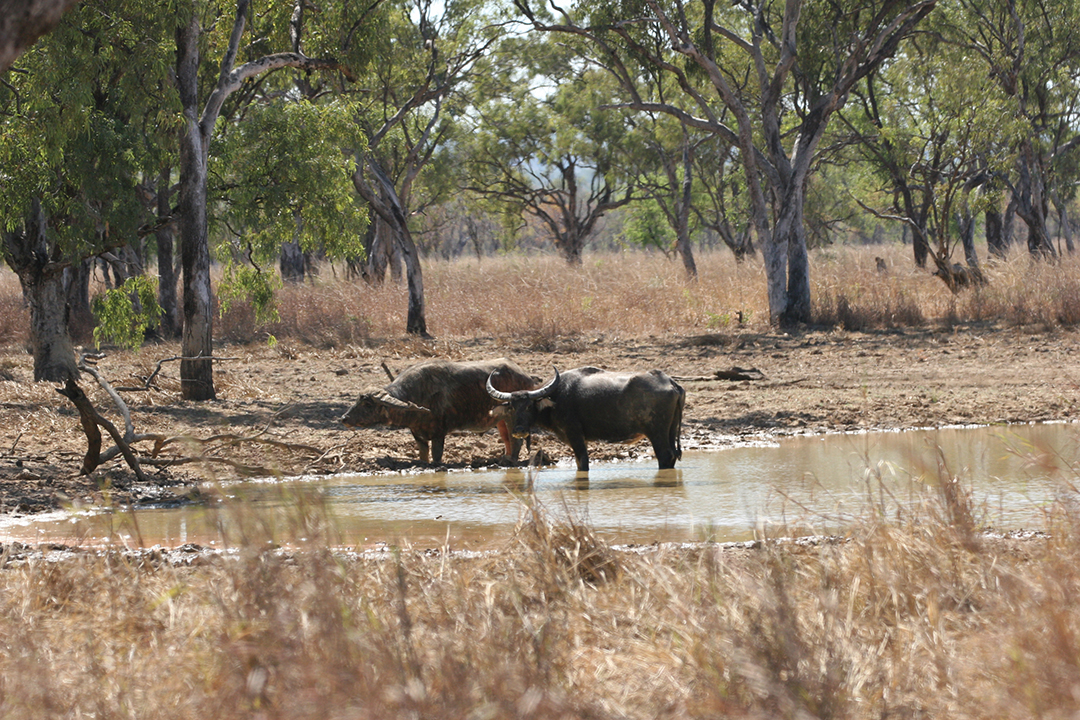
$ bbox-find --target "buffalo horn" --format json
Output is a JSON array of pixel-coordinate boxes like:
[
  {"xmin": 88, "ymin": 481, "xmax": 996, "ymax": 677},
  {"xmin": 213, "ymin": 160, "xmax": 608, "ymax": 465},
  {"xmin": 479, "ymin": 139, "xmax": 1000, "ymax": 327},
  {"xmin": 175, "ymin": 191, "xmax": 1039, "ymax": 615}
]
[
  {"xmin": 525, "ymin": 367, "xmax": 559, "ymax": 400},
  {"xmin": 486, "ymin": 372, "xmax": 513, "ymax": 401},
  {"xmin": 374, "ymin": 390, "xmax": 427, "ymax": 411}
]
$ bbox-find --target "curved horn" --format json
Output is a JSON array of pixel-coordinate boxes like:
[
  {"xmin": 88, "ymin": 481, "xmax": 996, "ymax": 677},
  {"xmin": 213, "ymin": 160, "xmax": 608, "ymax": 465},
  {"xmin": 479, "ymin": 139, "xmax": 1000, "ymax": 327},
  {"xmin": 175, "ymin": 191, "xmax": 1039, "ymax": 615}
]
[
  {"xmin": 526, "ymin": 367, "xmax": 559, "ymax": 399},
  {"xmin": 374, "ymin": 390, "xmax": 428, "ymax": 412},
  {"xmin": 486, "ymin": 371, "xmax": 513, "ymax": 401}
]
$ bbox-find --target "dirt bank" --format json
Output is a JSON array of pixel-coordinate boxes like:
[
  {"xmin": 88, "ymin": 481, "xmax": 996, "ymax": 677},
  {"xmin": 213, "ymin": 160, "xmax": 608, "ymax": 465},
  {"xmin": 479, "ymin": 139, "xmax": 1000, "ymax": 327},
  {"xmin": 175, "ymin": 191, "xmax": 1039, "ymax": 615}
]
[{"xmin": 2, "ymin": 323, "xmax": 1078, "ymax": 514}]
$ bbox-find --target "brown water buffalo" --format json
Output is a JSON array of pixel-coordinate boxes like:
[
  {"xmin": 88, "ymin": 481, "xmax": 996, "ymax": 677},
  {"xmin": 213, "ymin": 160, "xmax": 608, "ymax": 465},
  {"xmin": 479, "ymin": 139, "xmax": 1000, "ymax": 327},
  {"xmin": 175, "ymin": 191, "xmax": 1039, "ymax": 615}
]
[
  {"xmin": 341, "ymin": 358, "xmax": 538, "ymax": 465},
  {"xmin": 487, "ymin": 366, "xmax": 684, "ymax": 472}
]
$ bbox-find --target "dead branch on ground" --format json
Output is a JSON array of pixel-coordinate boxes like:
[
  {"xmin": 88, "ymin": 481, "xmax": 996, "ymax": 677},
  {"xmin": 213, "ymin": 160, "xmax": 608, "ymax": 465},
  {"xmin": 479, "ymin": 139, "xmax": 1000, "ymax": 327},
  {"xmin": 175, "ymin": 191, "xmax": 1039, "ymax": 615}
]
[
  {"xmin": 115, "ymin": 354, "xmax": 241, "ymax": 392},
  {"xmin": 674, "ymin": 367, "xmax": 766, "ymax": 382},
  {"xmin": 56, "ymin": 354, "xmax": 327, "ymax": 480}
]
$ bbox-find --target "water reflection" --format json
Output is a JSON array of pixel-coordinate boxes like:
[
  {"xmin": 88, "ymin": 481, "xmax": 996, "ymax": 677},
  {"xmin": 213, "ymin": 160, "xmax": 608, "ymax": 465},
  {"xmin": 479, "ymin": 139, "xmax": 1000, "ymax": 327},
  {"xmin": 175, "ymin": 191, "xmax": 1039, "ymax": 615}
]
[{"xmin": 3, "ymin": 423, "xmax": 1077, "ymax": 548}]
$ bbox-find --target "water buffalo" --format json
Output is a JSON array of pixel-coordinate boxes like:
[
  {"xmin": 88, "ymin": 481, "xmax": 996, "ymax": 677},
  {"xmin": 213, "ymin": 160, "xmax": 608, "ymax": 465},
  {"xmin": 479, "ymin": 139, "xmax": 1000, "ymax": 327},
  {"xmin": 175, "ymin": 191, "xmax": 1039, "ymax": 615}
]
[
  {"xmin": 341, "ymin": 358, "xmax": 538, "ymax": 465},
  {"xmin": 486, "ymin": 366, "xmax": 685, "ymax": 471}
]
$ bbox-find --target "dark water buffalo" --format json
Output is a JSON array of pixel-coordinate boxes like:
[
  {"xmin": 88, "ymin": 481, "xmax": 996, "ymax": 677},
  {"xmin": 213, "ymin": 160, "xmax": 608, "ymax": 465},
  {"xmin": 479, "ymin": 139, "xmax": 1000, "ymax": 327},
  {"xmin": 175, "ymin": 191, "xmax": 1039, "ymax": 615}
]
[
  {"xmin": 341, "ymin": 358, "xmax": 538, "ymax": 465},
  {"xmin": 487, "ymin": 366, "xmax": 685, "ymax": 471}
]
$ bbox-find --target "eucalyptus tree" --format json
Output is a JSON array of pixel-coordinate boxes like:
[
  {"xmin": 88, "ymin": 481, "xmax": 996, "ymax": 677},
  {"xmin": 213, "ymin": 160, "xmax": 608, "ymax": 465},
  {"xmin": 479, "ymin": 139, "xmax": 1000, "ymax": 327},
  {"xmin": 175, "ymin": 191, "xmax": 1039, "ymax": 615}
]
[
  {"xmin": 1, "ymin": 0, "xmax": 175, "ymax": 381},
  {"xmin": 514, "ymin": 0, "xmax": 936, "ymax": 325},
  {"xmin": 621, "ymin": 98, "xmax": 703, "ymax": 276},
  {"xmin": 625, "ymin": 109, "xmax": 754, "ymax": 267},
  {"xmin": 172, "ymin": 0, "xmax": 357, "ymax": 399},
  {"xmin": 691, "ymin": 134, "xmax": 754, "ymax": 259},
  {"xmin": 842, "ymin": 34, "xmax": 1017, "ymax": 281},
  {"xmin": 212, "ymin": 99, "xmax": 367, "ymax": 317},
  {"xmin": 3, "ymin": 0, "xmax": 370, "ymax": 388},
  {"xmin": 465, "ymin": 35, "xmax": 634, "ymax": 265},
  {"xmin": 952, "ymin": 0, "xmax": 1080, "ymax": 258},
  {"xmin": 349, "ymin": 0, "xmax": 502, "ymax": 337}
]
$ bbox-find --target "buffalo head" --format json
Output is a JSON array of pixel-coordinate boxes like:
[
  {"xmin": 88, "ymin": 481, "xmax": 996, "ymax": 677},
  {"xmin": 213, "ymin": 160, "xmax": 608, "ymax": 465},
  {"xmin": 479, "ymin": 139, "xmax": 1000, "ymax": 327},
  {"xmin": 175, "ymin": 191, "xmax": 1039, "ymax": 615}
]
[
  {"xmin": 486, "ymin": 367, "xmax": 559, "ymax": 439},
  {"xmin": 340, "ymin": 388, "xmax": 432, "ymax": 428}
]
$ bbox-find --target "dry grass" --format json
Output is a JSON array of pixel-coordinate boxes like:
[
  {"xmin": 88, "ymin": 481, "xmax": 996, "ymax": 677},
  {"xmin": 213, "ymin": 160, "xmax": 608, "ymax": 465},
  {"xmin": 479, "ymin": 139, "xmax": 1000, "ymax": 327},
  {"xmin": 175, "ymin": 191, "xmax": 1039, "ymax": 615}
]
[
  {"xmin": 250, "ymin": 247, "xmax": 1080, "ymax": 344},
  {"xmin": 1, "ymin": 464, "xmax": 1080, "ymax": 719},
  {"xmin": 5, "ymin": 246, "xmax": 1080, "ymax": 350}
]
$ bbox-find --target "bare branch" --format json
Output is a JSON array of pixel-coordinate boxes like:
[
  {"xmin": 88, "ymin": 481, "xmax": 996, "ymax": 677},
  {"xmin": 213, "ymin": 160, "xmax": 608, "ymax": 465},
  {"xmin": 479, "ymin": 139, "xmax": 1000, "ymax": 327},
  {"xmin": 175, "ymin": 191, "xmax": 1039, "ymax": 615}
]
[{"xmin": 56, "ymin": 378, "xmax": 147, "ymax": 482}]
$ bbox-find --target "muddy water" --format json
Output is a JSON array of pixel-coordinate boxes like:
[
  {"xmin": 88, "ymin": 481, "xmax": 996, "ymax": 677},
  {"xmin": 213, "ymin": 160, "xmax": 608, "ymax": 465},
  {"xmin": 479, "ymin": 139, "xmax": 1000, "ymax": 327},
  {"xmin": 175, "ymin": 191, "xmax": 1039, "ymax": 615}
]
[{"xmin": 4, "ymin": 423, "xmax": 1078, "ymax": 549}]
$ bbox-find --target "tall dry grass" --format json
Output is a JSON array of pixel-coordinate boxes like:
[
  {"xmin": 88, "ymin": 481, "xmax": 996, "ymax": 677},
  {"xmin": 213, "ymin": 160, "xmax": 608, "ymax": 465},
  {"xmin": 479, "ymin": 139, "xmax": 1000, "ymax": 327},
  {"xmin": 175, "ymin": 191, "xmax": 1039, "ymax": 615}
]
[
  {"xmin": 2, "ymin": 460, "xmax": 1080, "ymax": 719},
  {"xmin": 7, "ymin": 245, "xmax": 1080, "ymax": 350},
  {"xmin": 217, "ymin": 247, "xmax": 1080, "ymax": 344}
]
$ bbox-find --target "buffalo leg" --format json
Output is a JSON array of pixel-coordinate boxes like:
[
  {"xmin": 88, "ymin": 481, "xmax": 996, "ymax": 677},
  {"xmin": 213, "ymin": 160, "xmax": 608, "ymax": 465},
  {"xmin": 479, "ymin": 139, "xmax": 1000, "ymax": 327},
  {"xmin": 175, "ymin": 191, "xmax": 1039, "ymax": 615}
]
[
  {"xmin": 496, "ymin": 419, "xmax": 520, "ymax": 461},
  {"xmin": 649, "ymin": 431, "xmax": 679, "ymax": 469},
  {"xmin": 431, "ymin": 436, "xmax": 445, "ymax": 465},
  {"xmin": 411, "ymin": 431, "xmax": 430, "ymax": 464},
  {"xmin": 568, "ymin": 436, "xmax": 590, "ymax": 472}
]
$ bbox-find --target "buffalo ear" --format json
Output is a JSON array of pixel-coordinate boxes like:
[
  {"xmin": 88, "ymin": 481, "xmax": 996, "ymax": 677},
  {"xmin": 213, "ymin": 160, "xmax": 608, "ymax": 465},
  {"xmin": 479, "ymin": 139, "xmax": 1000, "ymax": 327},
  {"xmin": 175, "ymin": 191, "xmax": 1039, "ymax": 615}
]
[
  {"xmin": 490, "ymin": 404, "xmax": 510, "ymax": 420},
  {"xmin": 538, "ymin": 398, "xmax": 555, "ymax": 410}
]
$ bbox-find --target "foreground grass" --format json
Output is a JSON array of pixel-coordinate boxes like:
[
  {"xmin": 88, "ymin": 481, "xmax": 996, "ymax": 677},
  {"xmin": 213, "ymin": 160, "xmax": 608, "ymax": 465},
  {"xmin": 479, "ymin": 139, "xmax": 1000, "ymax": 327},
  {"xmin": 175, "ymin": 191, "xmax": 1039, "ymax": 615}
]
[{"xmin": 1, "ymin": 479, "xmax": 1078, "ymax": 720}]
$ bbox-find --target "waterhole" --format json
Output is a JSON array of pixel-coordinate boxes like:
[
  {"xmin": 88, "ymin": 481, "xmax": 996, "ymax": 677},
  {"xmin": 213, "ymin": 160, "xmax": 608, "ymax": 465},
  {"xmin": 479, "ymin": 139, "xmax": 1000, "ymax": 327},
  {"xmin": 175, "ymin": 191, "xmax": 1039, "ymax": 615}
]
[{"xmin": 3, "ymin": 423, "xmax": 1077, "ymax": 549}]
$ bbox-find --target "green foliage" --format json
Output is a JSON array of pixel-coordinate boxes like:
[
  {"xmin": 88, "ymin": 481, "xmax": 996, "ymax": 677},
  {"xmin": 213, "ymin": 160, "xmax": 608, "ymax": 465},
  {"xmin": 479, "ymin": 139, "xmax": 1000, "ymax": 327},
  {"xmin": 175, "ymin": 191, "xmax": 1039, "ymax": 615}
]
[
  {"xmin": 621, "ymin": 199, "xmax": 675, "ymax": 250},
  {"xmin": 842, "ymin": 29, "xmax": 1022, "ymax": 254},
  {"xmin": 91, "ymin": 276, "xmax": 163, "ymax": 351},
  {"xmin": 213, "ymin": 98, "xmax": 368, "ymax": 266},
  {"xmin": 0, "ymin": 0, "xmax": 178, "ymax": 232},
  {"xmin": 463, "ymin": 32, "xmax": 634, "ymax": 257},
  {"xmin": 218, "ymin": 263, "xmax": 283, "ymax": 327}
]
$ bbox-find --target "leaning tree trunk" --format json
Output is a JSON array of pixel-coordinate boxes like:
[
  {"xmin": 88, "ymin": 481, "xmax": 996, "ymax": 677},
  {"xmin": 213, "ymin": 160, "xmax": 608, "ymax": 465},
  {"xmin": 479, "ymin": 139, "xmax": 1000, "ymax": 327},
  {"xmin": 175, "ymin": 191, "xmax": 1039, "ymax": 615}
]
[
  {"xmin": 353, "ymin": 158, "xmax": 428, "ymax": 335},
  {"xmin": 397, "ymin": 222, "xmax": 428, "ymax": 337},
  {"xmin": 176, "ymin": 14, "xmax": 215, "ymax": 401},
  {"xmin": 675, "ymin": 222, "xmax": 697, "ymax": 278}
]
